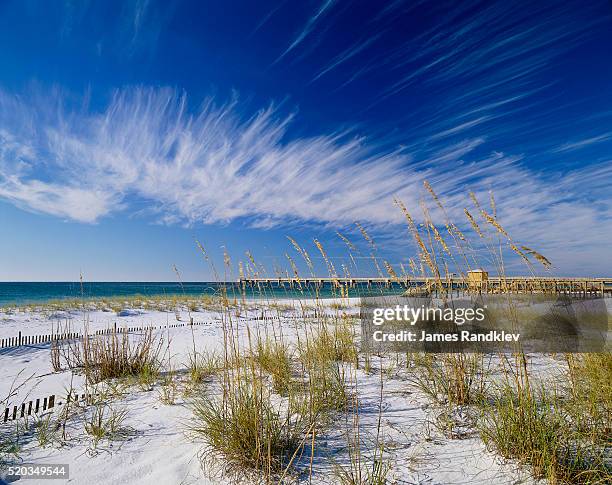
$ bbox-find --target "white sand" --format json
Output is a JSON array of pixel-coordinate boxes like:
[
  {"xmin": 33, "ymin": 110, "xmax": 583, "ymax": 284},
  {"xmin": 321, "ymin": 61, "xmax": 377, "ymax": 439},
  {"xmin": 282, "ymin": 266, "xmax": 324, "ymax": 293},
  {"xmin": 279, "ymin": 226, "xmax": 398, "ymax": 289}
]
[{"xmin": 0, "ymin": 304, "xmax": 542, "ymax": 484}]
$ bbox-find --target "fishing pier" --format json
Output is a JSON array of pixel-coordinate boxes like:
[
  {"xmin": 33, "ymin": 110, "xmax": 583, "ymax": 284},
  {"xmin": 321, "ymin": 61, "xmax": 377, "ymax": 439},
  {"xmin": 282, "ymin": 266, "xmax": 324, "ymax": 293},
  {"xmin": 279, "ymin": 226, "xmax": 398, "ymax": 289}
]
[{"xmin": 239, "ymin": 276, "xmax": 612, "ymax": 297}]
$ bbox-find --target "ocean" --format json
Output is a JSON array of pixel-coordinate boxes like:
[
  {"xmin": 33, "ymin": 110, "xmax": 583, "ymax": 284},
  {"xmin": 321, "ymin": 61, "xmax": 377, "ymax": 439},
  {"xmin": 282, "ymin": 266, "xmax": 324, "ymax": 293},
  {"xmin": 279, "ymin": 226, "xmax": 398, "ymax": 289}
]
[{"xmin": 0, "ymin": 281, "xmax": 405, "ymax": 306}]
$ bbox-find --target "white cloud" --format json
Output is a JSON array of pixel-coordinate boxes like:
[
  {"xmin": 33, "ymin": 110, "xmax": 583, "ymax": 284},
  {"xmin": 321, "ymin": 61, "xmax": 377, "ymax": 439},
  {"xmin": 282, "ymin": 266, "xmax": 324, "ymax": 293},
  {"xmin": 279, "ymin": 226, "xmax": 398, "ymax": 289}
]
[
  {"xmin": 0, "ymin": 175, "xmax": 117, "ymax": 223},
  {"xmin": 275, "ymin": 0, "xmax": 336, "ymax": 63},
  {"xmin": 552, "ymin": 132, "xmax": 612, "ymax": 152},
  {"xmin": 0, "ymin": 86, "xmax": 610, "ymax": 273}
]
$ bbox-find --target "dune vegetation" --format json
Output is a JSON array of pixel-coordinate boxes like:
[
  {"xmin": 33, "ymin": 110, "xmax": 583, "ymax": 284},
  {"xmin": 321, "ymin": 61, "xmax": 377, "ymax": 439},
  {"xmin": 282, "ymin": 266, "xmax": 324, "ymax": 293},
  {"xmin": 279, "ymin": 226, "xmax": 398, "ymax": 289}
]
[{"xmin": 1, "ymin": 183, "xmax": 610, "ymax": 484}]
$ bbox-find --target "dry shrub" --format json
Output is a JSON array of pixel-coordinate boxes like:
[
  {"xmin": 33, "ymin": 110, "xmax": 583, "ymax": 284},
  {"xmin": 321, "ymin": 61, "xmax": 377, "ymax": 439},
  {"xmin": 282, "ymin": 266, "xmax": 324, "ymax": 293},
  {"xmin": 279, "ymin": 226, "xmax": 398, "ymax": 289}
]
[{"xmin": 60, "ymin": 328, "xmax": 162, "ymax": 383}]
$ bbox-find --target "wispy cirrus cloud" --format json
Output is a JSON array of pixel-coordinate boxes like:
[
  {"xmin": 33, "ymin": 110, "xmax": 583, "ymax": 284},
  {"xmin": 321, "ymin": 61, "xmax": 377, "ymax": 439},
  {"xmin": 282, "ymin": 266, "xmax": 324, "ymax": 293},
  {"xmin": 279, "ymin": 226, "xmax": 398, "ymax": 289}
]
[
  {"xmin": 552, "ymin": 132, "xmax": 612, "ymax": 152},
  {"xmin": 251, "ymin": 0, "xmax": 288, "ymax": 37},
  {"xmin": 372, "ymin": 1, "xmax": 605, "ymax": 104},
  {"xmin": 284, "ymin": 0, "xmax": 609, "ymax": 138},
  {"xmin": 0, "ymin": 86, "xmax": 610, "ymax": 274},
  {"xmin": 310, "ymin": 32, "xmax": 382, "ymax": 83},
  {"xmin": 59, "ymin": 0, "xmax": 177, "ymax": 58},
  {"xmin": 274, "ymin": 0, "xmax": 336, "ymax": 63}
]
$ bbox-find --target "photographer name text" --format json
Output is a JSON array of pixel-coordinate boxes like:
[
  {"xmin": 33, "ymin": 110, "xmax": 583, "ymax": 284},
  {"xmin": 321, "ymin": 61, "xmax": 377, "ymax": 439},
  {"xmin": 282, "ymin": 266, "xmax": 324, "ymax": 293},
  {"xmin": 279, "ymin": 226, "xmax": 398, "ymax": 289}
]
[{"xmin": 372, "ymin": 330, "xmax": 520, "ymax": 342}]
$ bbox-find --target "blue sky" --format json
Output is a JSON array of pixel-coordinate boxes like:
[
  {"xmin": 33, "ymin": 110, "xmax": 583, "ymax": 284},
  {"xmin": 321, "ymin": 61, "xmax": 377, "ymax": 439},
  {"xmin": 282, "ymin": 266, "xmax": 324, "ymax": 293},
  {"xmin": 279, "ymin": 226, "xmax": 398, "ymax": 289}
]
[{"xmin": 0, "ymin": 0, "xmax": 611, "ymax": 281}]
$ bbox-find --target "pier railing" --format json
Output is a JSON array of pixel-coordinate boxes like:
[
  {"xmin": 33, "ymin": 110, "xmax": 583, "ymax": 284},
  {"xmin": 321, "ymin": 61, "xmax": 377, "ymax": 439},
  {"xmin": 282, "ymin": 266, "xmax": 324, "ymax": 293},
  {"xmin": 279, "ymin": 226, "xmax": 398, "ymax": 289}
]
[{"xmin": 239, "ymin": 276, "xmax": 612, "ymax": 297}]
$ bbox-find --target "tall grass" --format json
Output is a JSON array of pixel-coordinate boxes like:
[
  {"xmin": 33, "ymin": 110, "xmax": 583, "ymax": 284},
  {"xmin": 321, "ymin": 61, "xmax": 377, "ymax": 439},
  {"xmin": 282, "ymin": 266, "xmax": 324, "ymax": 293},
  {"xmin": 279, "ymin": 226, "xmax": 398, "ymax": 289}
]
[
  {"xmin": 299, "ymin": 321, "xmax": 358, "ymax": 367},
  {"xmin": 305, "ymin": 361, "xmax": 350, "ymax": 416},
  {"xmin": 186, "ymin": 350, "xmax": 222, "ymax": 384},
  {"xmin": 566, "ymin": 353, "xmax": 612, "ymax": 441},
  {"xmin": 84, "ymin": 401, "xmax": 132, "ymax": 448},
  {"xmin": 407, "ymin": 353, "xmax": 488, "ymax": 405},
  {"xmin": 251, "ymin": 336, "xmax": 293, "ymax": 395},
  {"xmin": 185, "ymin": 182, "xmax": 563, "ymax": 482},
  {"xmin": 480, "ymin": 380, "xmax": 611, "ymax": 484},
  {"xmin": 190, "ymin": 365, "xmax": 310, "ymax": 480},
  {"xmin": 58, "ymin": 327, "xmax": 162, "ymax": 383},
  {"xmin": 187, "ymin": 312, "xmax": 352, "ymax": 479},
  {"xmin": 187, "ymin": 244, "xmax": 361, "ymax": 481},
  {"xmin": 393, "ymin": 182, "xmax": 611, "ymax": 484},
  {"xmin": 21, "ymin": 181, "xmax": 606, "ymax": 484}
]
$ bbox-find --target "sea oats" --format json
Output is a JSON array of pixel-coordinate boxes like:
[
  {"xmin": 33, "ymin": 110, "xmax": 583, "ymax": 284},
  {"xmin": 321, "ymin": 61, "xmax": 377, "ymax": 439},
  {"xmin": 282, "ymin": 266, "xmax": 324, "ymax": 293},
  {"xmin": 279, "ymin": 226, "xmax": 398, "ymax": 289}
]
[
  {"xmin": 355, "ymin": 221, "xmax": 384, "ymax": 277},
  {"xmin": 510, "ymin": 243, "xmax": 531, "ymax": 266},
  {"xmin": 449, "ymin": 222, "xmax": 467, "ymax": 241},
  {"xmin": 287, "ymin": 236, "xmax": 314, "ymax": 271},
  {"xmin": 424, "ymin": 180, "xmax": 445, "ymax": 213},
  {"xmin": 285, "ymin": 253, "xmax": 301, "ymax": 280},
  {"xmin": 482, "ymin": 210, "xmax": 510, "ymax": 240},
  {"xmin": 340, "ymin": 263, "xmax": 351, "ymax": 278},
  {"xmin": 354, "ymin": 221, "xmax": 376, "ymax": 250},
  {"xmin": 245, "ymin": 251, "xmax": 259, "ymax": 277},
  {"xmin": 521, "ymin": 245, "xmax": 552, "ymax": 268},
  {"xmin": 223, "ymin": 247, "xmax": 231, "ymax": 267},
  {"xmin": 408, "ymin": 257, "xmax": 418, "ymax": 275},
  {"xmin": 430, "ymin": 221, "xmax": 451, "ymax": 254},
  {"xmin": 336, "ymin": 231, "xmax": 357, "ymax": 252},
  {"xmin": 469, "ymin": 191, "xmax": 482, "ymax": 211},
  {"xmin": 394, "ymin": 197, "xmax": 438, "ymax": 277},
  {"xmin": 464, "ymin": 208, "xmax": 484, "ymax": 238},
  {"xmin": 286, "ymin": 235, "xmax": 302, "ymax": 254},
  {"xmin": 383, "ymin": 260, "xmax": 398, "ymax": 279},
  {"xmin": 314, "ymin": 238, "xmax": 337, "ymax": 277}
]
